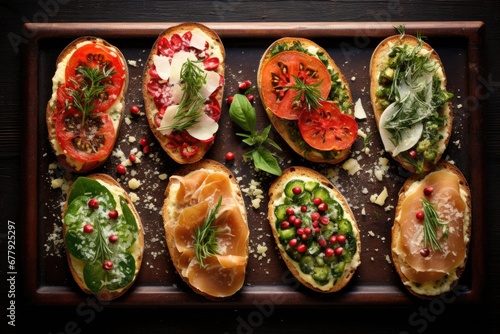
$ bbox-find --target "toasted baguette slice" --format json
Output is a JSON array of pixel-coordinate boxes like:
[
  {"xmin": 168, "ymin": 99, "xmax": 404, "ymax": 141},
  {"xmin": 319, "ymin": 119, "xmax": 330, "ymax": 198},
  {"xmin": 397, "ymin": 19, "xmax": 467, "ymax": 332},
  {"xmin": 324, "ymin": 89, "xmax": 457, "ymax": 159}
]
[
  {"xmin": 62, "ymin": 174, "xmax": 144, "ymax": 301},
  {"xmin": 257, "ymin": 37, "xmax": 355, "ymax": 164},
  {"xmin": 143, "ymin": 23, "xmax": 225, "ymax": 164},
  {"xmin": 162, "ymin": 159, "xmax": 249, "ymax": 300},
  {"xmin": 46, "ymin": 36, "xmax": 128, "ymax": 173},
  {"xmin": 391, "ymin": 161, "xmax": 471, "ymax": 298},
  {"xmin": 268, "ymin": 166, "xmax": 361, "ymax": 293},
  {"xmin": 370, "ymin": 34, "xmax": 453, "ymax": 173}
]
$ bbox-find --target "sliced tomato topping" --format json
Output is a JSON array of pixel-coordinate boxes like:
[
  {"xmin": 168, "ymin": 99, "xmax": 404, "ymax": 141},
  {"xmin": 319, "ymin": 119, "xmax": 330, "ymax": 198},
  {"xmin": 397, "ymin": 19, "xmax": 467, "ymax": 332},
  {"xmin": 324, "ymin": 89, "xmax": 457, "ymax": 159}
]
[
  {"xmin": 65, "ymin": 42, "xmax": 126, "ymax": 113},
  {"xmin": 180, "ymin": 142, "xmax": 199, "ymax": 158},
  {"xmin": 203, "ymin": 57, "xmax": 219, "ymax": 71},
  {"xmin": 54, "ymin": 108, "xmax": 115, "ymax": 163},
  {"xmin": 260, "ymin": 51, "xmax": 332, "ymax": 120},
  {"xmin": 298, "ymin": 101, "xmax": 358, "ymax": 151}
]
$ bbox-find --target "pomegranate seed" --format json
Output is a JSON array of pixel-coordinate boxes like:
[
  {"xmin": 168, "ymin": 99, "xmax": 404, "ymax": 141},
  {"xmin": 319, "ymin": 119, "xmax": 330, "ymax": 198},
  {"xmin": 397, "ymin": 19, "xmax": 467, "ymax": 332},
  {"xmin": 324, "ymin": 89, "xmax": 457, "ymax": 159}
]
[
  {"xmin": 314, "ymin": 227, "xmax": 321, "ymax": 234},
  {"xmin": 225, "ymin": 151, "xmax": 235, "ymax": 161},
  {"xmin": 226, "ymin": 96, "xmax": 234, "ymax": 104},
  {"xmin": 289, "ymin": 239, "xmax": 298, "ymax": 247},
  {"xmin": 312, "ymin": 221, "xmax": 319, "ymax": 228},
  {"xmin": 108, "ymin": 210, "xmax": 118, "ymax": 220},
  {"xmin": 139, "ymin": 138, "xmax": 148, "ymax": 147},
  {"xmin": 130, "ymin": 105, "xmax": 140, "ymax": 115},
  {"xmin": 325, "ymin": 248, "xmax": 334, "ymax": 257},
  {"xmin": 337, "ymin": 234, "xmax": 346, "ymax": 243},
  {"xmin": 301, "ymin": 233, "xmax": 308, "ymax": 241},
  {"xmin": 246, "ymin": 94, "xmax": 254, "ymax": 102},
  {"xmin": 300, "ymin": 205, "xmax": 307, "ymax": 212},
  {"xmin": 297, "ymin": 244, "xmax": 307, "ymax": 253},
  {"xmin": 286, "ymin": 207, "xmax": 295, "ymax": 215},
  {"xmin": 143, "ymin": 145, "xmax": 150, "ymax": 154},
  {"xmin": 424, "ymin": 187, "xmax": 434, "ymax": 196},
  {"xmin": 116, "ymin": 164, "xmax": 127, "ymax": 175},
  {"xmin": 102, "ymin": 261, "xmax": 113, "ymax": 270},
  {"xmin": 335, "ymin": 247, "xmax": 344, "ymax": 256},
  {"xmin": 281, "ymin": 221, "xmax": 290, "ymax": 229},
  {"xmin": 329, "ymin": 235, "xmax": 337, "ymax": 244},
  {"xmin": 409, "ymin": 150, "xmax": 417, "ymax": 159},
  {"xmin": 317, "ymin": 202, "xmax": 328, "ymax": 212},
  {"xmin": 109, "ymin": 235, "xmax": 118, "ymax": 244},
  {"xmin": 88, "ymin": 199, "xmax": 99, "ymax": 209},
  {"xmin": 420, "ymin": 248, "xmax": 430, "ymax": 257},
  {"xmin": 313, "ymin": 198, "xmax": 322, "ymax": 205},
  {"xmin": 239, "ymin": 80, "xmax": 252, "ymax": 90},
  {"xmin": 293, "ymin": 219, "xmax": 302, "ymax": 227},
  {"xmin": 292, "ymin": 186, "xmax": 302, "ymax": 195},
  {"xmin": 320, "ymin": 217, "xmax": 329, "ymax": 225},
  {"xmin": 83, "ymin": 224, "xmax": 93, "ymax": 233},
  {"xmin": 296, "ymin": 228, "xmax": 304, "ymax": 235},
  {"xmin": 319, "ymin": 238, "xmax": 327, "ymax": 247},
  {"xmin": 416, "ymin": 211, "xmax": 425, "ymax": 220},
  {"xmin": 288, "ymin": 215, "xmax": 296, "ymax": 223},
  {"xmin": 304, "ymin": 227, "xmax": 312, "ymax": 235},
  {"xmin": 129, "ymin": 154, "xmax": 137, "ymax": 163},
  {"xmin": 311, "ymin": 212, "xmax": 320, "ymax": 221}
]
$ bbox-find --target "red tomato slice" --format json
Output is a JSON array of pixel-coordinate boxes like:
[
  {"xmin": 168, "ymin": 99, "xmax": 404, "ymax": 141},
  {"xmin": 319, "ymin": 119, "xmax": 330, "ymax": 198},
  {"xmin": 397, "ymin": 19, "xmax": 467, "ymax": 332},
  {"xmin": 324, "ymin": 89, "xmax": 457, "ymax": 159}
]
[
  {"xmin": 260, "ymin": 51, "xmax": 332, "ymax": 120},
  {"xmin": 65, "ymin": 42, "xmax": 126, "ymax": 113},
  {"xmin": 54, "ymin": 108, "xmax": 115, "ymax": 163},
  {"xmin": 298, "ymin": 101, "xmax": 358, "ymax": 151}
]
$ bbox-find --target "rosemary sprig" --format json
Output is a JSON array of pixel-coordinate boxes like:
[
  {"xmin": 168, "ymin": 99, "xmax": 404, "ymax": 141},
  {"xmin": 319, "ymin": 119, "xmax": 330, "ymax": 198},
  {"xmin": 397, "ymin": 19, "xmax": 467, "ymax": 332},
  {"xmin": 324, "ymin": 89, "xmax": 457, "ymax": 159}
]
[
  {"xmin": 421, "ymin": 197, "xmax": 448, "ymax": 251},
  {"xmin": 194, "ymin": 196, "xmax": 222, "ymax": 268},
  {"xmin": 160, "ymin": 59, "xmax": 207, "ymax": 132},
  {"xmin": 288, "ymin": 74, "xmax": 323, "ymax": 112},
  {"xmin": 70, "ymin": 65, "xmax": 115, "ymax": 123}
]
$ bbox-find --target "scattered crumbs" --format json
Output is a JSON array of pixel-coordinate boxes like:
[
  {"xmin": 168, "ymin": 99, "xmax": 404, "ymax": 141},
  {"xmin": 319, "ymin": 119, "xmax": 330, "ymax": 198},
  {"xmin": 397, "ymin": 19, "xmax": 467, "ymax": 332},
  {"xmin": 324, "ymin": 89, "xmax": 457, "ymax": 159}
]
[
  {"xmin": 159, "ymin": 173, "xmax": 168, "ymax": 181},
  {"xmin": 351, "ymin": 76, "xmax": 356, "ymax": 81},
  {"xmin": 370, "ymin": 187, "xmax": 388, "ymax": 206},
  {"xmin": 127, "ymin": 59, "xmax": 138, "ymax": 67},
  {"xmin": 385, "ymin": 255, "xmax": 392, "ymax": 264},
  {"xmin": 241, "ymin": 179, "xmax": 264, "ymax": 209},
  {"xmin": 368, "ymin": 230, "xmax": 375, "ymax": 237},
  {"xmin": 129, "ymin": 192, "xmax": 140, "ymax": 203},
  {"xmin": 342, "ymin": 158, "xmax": 361, "ymax": 176}
]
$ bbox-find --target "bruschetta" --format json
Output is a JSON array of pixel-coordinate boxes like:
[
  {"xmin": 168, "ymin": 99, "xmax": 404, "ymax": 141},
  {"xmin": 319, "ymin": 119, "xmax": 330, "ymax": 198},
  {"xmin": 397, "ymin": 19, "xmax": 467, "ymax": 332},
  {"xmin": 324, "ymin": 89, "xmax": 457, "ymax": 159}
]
[
  {"xmin": 62, "ymin": 174, "xmax": 144, "ymax": 301},
  {"xmin": 370, "ymin": 30, "xmax": 454, "ymax": 173},
  {"xmin": 267, "ymin": 166, "xmax": 361, "ymax": 292},
  {"xmin": 143, "ymin": 22, "xmax": 225, "ymax": 164},
  {"xmin": 162, "ymin": 159, "xmax": 249, "ymax": 299},
  {"xmin": 257, "ymin": 37, "xmax": 357, "ymax": 164},
  {"xmin": 391, "ymin": 161, "xmax": 471, "ymax": 298},
  {"xmin": 46, "ymin": 36, "xmax": 128, "ymax": 173}
]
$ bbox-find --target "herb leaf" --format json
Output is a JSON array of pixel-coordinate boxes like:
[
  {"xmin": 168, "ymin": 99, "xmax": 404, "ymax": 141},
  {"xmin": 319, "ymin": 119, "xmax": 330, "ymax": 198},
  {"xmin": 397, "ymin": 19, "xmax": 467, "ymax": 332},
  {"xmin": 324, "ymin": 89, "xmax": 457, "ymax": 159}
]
[
  {"xmin": 288, "ymin": 74, "xmax": 323, "ymax": 112},
  {"xmin": 194, "ymin": 196, "xmax": 222, "ymax": 268},
  {"xmin": 229, "ymin": 94, "xmax": 282, "ymax": 176},
  {"xmin": 421, "ymin": 197, "xmax": 448, "ymax": 251}
]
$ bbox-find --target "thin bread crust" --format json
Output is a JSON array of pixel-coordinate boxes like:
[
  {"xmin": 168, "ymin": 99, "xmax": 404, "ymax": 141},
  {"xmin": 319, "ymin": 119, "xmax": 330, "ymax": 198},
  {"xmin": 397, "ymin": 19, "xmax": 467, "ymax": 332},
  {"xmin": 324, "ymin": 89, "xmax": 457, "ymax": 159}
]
[
  {"xmin": 268, "ymin": 166, "xmax": 361, "ymax": 293},
  {"xmin": 162, "ymin": 159, "xmax": 249, "ymax": 300},
  {"xmin": 391, "ymin": 161, "xmax": 471, "ymax": 299},
  {"xmin": 62, "ymin": 173, "xmax": 144, "ymax": 301},
  {"xmin": 46, "ymin": 36, "xmax": 128, "ymax": 173},
  {"xmin": 370, "ymin": 34, "xmax": 453, "ymax": 173},
  {"xmin": 257, "ymin": 37, "xmax": 354, "ymax": 164},
  {"xmin": 142, "ymin": 23, "xmax": 225, "ymax": 164}
]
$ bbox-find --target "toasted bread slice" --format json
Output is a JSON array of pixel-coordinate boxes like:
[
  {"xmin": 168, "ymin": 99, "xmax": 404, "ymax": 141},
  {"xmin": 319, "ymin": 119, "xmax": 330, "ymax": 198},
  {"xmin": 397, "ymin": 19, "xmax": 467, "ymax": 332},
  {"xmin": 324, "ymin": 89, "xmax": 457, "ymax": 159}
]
[
  {"xmin": 143, "ymin": 23, "xmax": 225, "ymax": 164},
  {"xmin": 162, "ymin": 159, "xmax": 249, "ymax": 300},
  {"xmin": 62, "ymin": 174, "xmax": 144, "ymax": 301},
  {"xmin": 46, "ymin": 36, "xmax": 128, "ymax": 173},
  {"xmin": 268, "ymin": 166, "xmax": 361, "ymax": 292},
  {"xmin": 370, "ymin": 34, "xmax": 453, "ymax": 173},
  {"xmin": 257, "ymin": 37, "xmax": 355, "ymax": 164},
  {"xmin": 391, "ymin": 161, "xmax": 471, "ymax": 298}
]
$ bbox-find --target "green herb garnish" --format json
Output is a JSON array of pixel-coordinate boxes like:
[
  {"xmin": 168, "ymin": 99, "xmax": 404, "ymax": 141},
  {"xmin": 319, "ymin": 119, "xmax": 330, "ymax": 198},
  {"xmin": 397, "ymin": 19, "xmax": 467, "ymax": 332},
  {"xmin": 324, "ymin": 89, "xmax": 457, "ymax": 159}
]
[
  {"xmin": 70, "ymin": 65, "xmax": 115, "ymax": 123},
  {"xmin": 288, "ymin": 74, "xmax": 323, "ymax": 112},
  {"xmin": 421, "ymin": 197, "xmax": 448, "ymax": 251},
  {"xmin": 229, "ymin": 94, "xmax": 282, "ymax": 176},
  {"xmin": 158, "ymin": 59, "xmax": 207, "ymax": 132},
  {"xmin": 194, "ymin": 196, "xmax": 223, "ymax": 268}
]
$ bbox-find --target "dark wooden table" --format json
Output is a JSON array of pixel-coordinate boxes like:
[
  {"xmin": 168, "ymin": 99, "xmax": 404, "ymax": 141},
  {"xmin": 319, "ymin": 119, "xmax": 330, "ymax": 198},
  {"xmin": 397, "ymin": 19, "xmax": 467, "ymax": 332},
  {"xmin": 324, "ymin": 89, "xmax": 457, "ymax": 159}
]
[{"xmin": 1, "ymin": 1, "xmax": 498, "ymax": 333}]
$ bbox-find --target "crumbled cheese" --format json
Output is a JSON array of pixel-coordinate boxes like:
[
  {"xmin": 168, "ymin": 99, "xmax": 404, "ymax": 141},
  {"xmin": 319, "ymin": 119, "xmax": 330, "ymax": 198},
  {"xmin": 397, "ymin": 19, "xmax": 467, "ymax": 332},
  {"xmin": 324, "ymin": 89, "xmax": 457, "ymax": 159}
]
[
  {"xmin": 128, "ymin": 178, "xmax": 141, "ymax": 190},
  {"xmin": 127, "ymin": 59, "xmax": 138, "ymax": 67},
  {"xmin": 370, "ymin": 187, "xmax": 388, "ymax": 206},
  {"xmin": 342, "ymin": 158, "xmax": 361, "ymax": 175},
  {"xmin": 51, "ymin": 178, "xmax": 64, "ymax": 189},
  {"xmin": 354, "ymin": 98, "xmax": 367, "ymax": 119},
  {"xmin": 129, "ymin": 192, "xmax": 140, "ymax": 203},
  {"xmin": 159, "ymin": 173, "xmax": 168, "ymax": 181},
  {"xmin": 242, "ymin": 179, "xmax": 264, "ymax": 209},
  {"xmin": 128, "ymin": 136, "xmax": 136, "ymax": 143}
]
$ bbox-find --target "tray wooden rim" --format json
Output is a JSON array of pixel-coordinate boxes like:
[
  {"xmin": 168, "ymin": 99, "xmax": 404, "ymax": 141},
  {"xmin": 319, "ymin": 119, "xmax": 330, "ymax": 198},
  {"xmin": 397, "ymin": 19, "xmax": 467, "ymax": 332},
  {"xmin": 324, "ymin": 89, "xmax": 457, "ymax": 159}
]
[{"xmin": 22, "ymin": 21, "xmax": 486, "ymax": 307}]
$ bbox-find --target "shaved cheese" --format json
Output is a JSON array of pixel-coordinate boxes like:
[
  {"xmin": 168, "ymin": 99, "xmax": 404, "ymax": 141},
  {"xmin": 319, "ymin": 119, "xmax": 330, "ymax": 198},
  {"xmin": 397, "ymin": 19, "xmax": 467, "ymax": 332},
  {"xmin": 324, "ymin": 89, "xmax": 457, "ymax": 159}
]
[
  {"xmin": 158, "ymin": 105, "xmax": 179, "ymax": 135},
  {"xmin": 199, "ymin": 71, "xmax": 221, "ymax": 99},
  {"xmin": 169, "ymin": 51, "xmax": 197, "ymax": 84},
  {"xmin": 371, "ymin": 187, "xmax": 388, "ymax": 206},
  {"xmin": 153, "ymin": 55, "xmax": 171, "ymax": 81},
  {"xmin": 171, "ymin": 84, "xmax": 183, "ymax": 104},
  {"xmin": 189, "ymin": 28, "xmax": 209, "ymax": 50},
  {"xmin": 354, "ymin": 98, "xmax": 367, "ymax": 119},
  {"xmin": 187, "ymin": 112, "xmax": 218, "ymax": 140}
]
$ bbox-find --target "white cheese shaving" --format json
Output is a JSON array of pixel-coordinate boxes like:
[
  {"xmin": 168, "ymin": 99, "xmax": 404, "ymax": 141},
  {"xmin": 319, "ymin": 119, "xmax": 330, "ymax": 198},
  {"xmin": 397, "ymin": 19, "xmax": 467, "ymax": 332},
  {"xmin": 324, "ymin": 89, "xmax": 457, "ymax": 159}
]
[
  {"xmin": 189, "ymin": 28, "xmax": 210, "ymax": 50},
  {"xmin": 342, "ymin": 158, "xmax": 361, "ymax": 175},
  {"xmin": 199, "ymin": 70, "xmax": 221, "ymax": 99},
  {"xmin": 370, "ymin": 187, "xmax": 388, "ymax": 206},
  {"xmin": 153, "ymin": 55, "xmax": 171, "ymax": 80},
  {"xmin": 169, "ymin": 51, "xmax": 197, "ymax": 84},
  {"xmin": 186, "ymin": 112, "xmax": 219, "ymax": 140},
  {"xmin": 354, "ymin": 98, "xmax": 367, "ymax": 119}
]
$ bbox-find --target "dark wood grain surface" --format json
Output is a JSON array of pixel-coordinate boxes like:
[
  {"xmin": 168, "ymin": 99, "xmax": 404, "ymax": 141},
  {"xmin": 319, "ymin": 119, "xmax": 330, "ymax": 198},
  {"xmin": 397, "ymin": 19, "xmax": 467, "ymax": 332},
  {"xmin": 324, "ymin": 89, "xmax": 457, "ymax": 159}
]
[{"xmin": 1, "ymin": 1, "xmax": 498, "ymax": 333}]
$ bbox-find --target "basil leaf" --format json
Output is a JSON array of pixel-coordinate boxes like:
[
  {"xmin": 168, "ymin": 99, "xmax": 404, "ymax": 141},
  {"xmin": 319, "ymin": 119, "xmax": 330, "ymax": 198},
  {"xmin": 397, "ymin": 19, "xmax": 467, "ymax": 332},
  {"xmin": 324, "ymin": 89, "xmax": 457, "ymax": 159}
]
[
  {"xmin": 65, "ymin": 230, "xmax": 96, "ymax": 261},
  {"xmin": 229, "ymin": 94, "xmax": 255, "ymax": 132},
  {"xmin": 68, "ymin": 177, "xmax": 116, "ymax": 208},
  {"xmin": 105, "ymin": 253, "xmax": 136, "ymax": 291},
  {"xmin": 251, "ymin": 147, "xmax": 282, "ymax": 176}
]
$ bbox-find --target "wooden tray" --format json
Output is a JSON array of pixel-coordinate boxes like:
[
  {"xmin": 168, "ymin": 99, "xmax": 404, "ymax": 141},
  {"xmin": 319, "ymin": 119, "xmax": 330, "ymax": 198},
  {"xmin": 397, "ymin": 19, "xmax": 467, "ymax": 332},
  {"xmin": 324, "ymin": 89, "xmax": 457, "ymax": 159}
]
[{"xmin": 22, "ymin": 21, "xmax": 486, "ymax": 307}]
